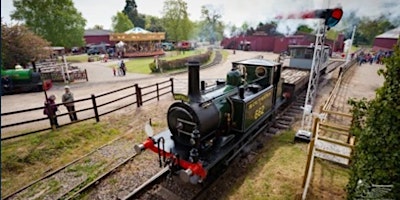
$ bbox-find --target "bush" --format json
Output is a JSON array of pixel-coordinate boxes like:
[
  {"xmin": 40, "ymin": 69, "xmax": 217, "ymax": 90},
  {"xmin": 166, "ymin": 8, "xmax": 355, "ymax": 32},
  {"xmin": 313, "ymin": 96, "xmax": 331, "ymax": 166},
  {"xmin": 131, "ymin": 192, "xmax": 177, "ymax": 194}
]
[{"xmin": 149, "ymin": 50, "xmax": 212, "ymax": 73}]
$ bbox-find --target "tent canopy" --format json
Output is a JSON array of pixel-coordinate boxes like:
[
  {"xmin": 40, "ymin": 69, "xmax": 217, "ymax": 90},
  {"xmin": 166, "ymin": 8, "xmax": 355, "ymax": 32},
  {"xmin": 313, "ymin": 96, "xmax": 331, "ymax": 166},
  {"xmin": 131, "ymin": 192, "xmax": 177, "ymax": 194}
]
[{"xmin": 124, "ymin": 27, "xmax": 151, "ymax": 34}]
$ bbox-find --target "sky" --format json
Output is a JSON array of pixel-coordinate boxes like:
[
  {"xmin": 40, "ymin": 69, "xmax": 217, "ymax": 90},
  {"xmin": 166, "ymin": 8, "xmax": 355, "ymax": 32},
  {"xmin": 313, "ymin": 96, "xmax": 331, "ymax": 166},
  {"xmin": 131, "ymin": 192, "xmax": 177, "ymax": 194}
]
[{"xmin": 1, "ymin": 0, "xmax": 399, "ymax": 34}]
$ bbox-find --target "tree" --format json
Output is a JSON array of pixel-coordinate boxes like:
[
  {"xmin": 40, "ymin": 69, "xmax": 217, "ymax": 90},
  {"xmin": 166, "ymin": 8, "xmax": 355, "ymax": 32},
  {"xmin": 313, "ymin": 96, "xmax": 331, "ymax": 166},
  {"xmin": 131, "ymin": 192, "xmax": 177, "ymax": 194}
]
[
  {"xmin": 241, "ymin": 22, "xmax": 249, "ymax": 35},
  {"xmin": 93, "ymin": 25, "xmax": 104, "ymax": 30},
  {"xmin": 199, "ymin": 5, "xmax": 225, "ymax": 44},
  {"xmin": 162, "ymin": 0, "xmax": 193, "ymax": 42},
  {"xmin": 112, "ymin": 12, "xmax": 134, "ymax": 33},
  {"xmin": 296, "ymin": 24, "xmax": 314, "ymax": 34},
  {"xmin": 145, "ymin": 16, "xmax": 165, "ymax": 32},
  {"xmin": 11, "ymin": 0, "xmax": 86, "ymax": 48},
  {"xmin": 355, "ymin": 15, "xmax": 395, "ymax": 46},
  {"xmin": 255, "ymin": 21, "xmax": 280, "ymax": 35},
  {"xmin": 123, "ymin": 0, "xmax": 145, "ymax": 28},
  {"xmin": 347, "ymin": 40, "xmax": 400, "ymax": 199},
  {"xmin": 1, "ymin": 22, "xmax": 51, "ymax": 69}
]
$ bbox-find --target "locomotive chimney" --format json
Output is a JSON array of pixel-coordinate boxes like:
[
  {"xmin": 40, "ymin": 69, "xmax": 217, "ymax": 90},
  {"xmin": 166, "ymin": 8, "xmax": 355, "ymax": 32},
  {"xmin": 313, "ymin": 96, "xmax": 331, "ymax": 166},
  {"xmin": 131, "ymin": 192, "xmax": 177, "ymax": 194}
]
[{"xmin": 187, "ymin": 60, "xmax": 201, "ymax": 102}]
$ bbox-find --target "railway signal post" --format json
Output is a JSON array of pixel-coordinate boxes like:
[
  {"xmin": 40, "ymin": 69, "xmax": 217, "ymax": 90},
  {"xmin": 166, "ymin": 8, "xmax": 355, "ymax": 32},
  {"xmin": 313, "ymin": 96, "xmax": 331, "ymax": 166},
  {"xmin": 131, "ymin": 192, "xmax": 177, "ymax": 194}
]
[{"xmin": 295, "ymin": 7, "xmax": 343, "ymax": 141}]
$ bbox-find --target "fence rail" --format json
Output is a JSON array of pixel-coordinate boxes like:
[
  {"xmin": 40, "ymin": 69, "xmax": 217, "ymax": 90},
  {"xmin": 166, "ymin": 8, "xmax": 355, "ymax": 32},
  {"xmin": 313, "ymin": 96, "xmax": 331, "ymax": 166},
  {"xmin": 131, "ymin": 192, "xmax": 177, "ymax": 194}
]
[{"xmin": 1, "ymin": 78, "xmax": 174, "ymax": 141}]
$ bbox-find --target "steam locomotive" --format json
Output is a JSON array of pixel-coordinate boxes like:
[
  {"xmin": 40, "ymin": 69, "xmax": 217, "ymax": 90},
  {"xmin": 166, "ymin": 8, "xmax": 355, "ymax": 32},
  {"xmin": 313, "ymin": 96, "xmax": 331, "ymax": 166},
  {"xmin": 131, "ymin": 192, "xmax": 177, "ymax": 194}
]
[
  {"xmin": 134, "ymin": 57, "xmax": 311, "ymax": 184},
  {"xmin": 1, "ymin": 68, "xmax": 51, "ymax": 95}
]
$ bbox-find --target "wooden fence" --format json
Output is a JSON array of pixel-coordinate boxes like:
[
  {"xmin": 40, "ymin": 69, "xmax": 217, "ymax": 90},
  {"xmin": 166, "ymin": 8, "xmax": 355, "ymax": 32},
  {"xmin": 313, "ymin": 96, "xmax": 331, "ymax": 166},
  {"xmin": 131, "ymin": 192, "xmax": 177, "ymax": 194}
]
[{"xmin": 1, "ymin": 78, "xmax": 174, "ymax": 141}]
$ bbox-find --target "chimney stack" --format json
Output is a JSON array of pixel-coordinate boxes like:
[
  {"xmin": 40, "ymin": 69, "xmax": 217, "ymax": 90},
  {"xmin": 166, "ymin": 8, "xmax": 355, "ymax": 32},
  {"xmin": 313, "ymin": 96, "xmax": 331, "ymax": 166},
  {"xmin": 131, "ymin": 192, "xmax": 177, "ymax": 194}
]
[{"xmin": 187, "ymin": 60, "xmax": 201, "ymax": 102}]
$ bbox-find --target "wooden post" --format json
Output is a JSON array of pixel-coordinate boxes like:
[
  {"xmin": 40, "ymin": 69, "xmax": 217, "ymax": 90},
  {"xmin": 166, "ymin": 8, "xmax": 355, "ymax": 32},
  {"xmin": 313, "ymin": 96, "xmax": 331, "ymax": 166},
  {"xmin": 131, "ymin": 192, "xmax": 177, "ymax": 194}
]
[
  {"xmin": 156, "ymin": 83, "xmax": 160, "ymax": 101},
  {"xmin": 134, "ymin": 84, "xmax": 141, "ymax": 107},
  {"xmin": 302, "ymin": 138, "xmax": 315, "ymax": 188},
  {"xmin": 85, "ymin": 69, "xmax": 89, "ymax": 82},
  {"xmin": 170, "ymin": 78, "xmax": 174, "ymax": 94},
  {"xmin": 91, "ymin": 94, "xmax": 100, "ymax": 122}
]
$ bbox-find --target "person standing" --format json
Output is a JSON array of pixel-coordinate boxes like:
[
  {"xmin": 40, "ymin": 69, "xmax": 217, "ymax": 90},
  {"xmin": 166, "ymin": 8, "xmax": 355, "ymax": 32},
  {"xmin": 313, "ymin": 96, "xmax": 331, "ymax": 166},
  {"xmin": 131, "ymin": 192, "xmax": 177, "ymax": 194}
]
[
  {"xmin": 44, "ymin": 94, "xmax": 59, "ymax": 127},
  {"xmin": 62, "ymin": 85, "xmax": 78, "ymax": 121}
]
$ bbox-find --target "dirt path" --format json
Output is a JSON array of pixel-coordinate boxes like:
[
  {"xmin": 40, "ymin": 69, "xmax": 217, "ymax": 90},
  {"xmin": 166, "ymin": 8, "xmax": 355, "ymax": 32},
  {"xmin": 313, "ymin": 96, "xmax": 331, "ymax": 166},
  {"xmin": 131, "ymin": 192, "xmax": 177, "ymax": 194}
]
[{"xmin": 1, "ymin": 50, "xmax": 279, "ymax": 136}]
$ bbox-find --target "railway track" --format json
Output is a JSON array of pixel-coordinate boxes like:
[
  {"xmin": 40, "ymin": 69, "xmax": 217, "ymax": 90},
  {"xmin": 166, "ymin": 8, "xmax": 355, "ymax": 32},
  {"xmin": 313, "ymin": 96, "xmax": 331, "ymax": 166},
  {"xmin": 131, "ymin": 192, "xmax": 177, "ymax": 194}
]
[
  {"xmin": 121, "ymin": 90, "xmax": 307, "ymax": 200},
  {"xmin": 3, "ymin": 128, "xmax": 148, "ymax": 200},
  {"xmin": 121, "ymin": 64, "xmax": 342, "ymax": 199}
]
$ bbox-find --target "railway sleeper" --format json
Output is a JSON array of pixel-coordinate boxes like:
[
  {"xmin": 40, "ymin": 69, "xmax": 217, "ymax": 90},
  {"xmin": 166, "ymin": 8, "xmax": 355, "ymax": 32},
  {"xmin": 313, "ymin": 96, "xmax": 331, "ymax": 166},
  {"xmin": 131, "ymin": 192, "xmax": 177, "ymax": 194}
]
[
  {"xmin": 279, "ymin": 116, "xmax": 295, "ymax": 122},
  {"xmin": 276, "ymin": 119, "xmax": 292, "ymax": 126},
  {"xmin": 273, "ymin": 123, "xmax": 290, "ymax": 130},
  {"xmin": 155, "ymin": 186, "xmax": 184, "ymax": 200}
]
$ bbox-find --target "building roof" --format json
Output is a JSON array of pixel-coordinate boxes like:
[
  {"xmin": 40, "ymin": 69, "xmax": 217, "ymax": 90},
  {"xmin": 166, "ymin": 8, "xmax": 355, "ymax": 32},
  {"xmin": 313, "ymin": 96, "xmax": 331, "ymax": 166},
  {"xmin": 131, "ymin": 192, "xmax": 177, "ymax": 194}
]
[
  {"xmin": 375, "ymin": 27, "xmax": 400, "ymax": 39},
  {"xmin": 84, "ymin": 29, "xmax": 113, "ymax": 36},
  {"xmin": 233, "ymin": 58, "xmax": 279, "ymax": 66},
  {"xmin": 124, "ymin": 27, "xmax": 150, "ymax": 34}
]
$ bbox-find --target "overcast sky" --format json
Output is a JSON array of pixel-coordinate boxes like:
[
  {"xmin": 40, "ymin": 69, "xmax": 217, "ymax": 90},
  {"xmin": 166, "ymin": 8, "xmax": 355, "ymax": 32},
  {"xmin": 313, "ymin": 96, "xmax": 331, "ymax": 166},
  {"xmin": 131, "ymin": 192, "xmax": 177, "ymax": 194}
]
[{"xmin": 2, "ymin": 0, "xmax": 399, "ymax": 33}]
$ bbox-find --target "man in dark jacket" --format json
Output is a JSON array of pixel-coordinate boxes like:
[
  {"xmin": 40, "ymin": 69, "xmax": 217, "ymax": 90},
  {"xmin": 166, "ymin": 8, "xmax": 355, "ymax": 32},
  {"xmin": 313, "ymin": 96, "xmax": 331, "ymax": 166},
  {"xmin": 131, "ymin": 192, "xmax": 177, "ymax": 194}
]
[
  {"xmin": 44, "ymin": 94, "xmax": 59, "ymax": 127},
  {"xmin": 62, "ymin": 85, "xmax": 78, "ymax": 121}
]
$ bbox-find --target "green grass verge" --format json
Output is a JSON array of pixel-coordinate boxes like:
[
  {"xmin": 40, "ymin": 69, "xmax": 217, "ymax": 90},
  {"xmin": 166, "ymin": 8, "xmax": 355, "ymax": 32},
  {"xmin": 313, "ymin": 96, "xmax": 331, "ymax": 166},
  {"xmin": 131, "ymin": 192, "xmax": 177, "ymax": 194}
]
[
  {"xmin": 65, "ymin": 54, "xmax": 91, "ymax": 63},
  {"xmin": 110, "ymin": 50, "xmax": 206, "ymax": 74},
  {"xmin": 226, "ymin": 130, "xmax": 350, "ymax": 200},
  {"xmin": 1, "ymin": 121, "xmax": 121, "ymax": 197}
]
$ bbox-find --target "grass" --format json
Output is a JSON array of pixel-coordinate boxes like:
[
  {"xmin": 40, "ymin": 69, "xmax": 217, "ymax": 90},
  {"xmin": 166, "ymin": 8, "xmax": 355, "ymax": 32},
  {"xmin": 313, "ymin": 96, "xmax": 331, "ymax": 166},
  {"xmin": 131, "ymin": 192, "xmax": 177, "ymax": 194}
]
[
  {"xmin": 225, "ymin": 130, "xmax": 350, "ymax": 200},
  {"xmin": 0, "ymin": 119, "xmax": 125, "ymax": 198},
  {"xmin": 109, "ymin": 50, "xmax": 207, "ymax": 74},
  {"xmin": 0, "ymin": 99, "xmax": 170, "ymax": 199},
  {"xmin": 65, "ymin": 54, "xmax": 91, "ymax": 63}
]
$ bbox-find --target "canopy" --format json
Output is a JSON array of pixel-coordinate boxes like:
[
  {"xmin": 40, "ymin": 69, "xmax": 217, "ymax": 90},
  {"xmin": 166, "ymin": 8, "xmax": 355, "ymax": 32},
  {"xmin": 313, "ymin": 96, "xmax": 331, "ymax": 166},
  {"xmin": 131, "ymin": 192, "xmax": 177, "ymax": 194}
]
[{"xmin": 124, "ymin": 27, "xmax": 151, "ymax": 34}]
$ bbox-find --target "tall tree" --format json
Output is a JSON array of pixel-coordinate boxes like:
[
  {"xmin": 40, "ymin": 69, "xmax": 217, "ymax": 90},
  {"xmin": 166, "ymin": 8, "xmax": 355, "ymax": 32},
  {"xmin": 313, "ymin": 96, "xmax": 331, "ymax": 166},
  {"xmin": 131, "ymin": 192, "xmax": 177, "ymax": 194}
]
[
  {"xmin": 347, "ymin": 40, "xmax": 400, "ymax": 199},
  {"xmin": 162, "ymin": 0, "xmax": 193, "ymax": 42},
  {"xmin": 123, "ymin": 0, "xmax": 145, "ymax": 28},
  {"xmin": 93, "ymin": 25, "xmax": 104, "ymax": 30},
  {"xmin": 112, "ymin": 12, "xmax": 134, "ymax": 33},
  {"xmin": 296, "ymin": 24, "xmax": 314, "ymax": 34},
  {"xmin": 199, "ymin": 5, "xmax": 225, "ymax": 44},
  {"xmin": 356, "ymin": 15, "xmax": 395, "ymax": 45},
  {"xmin": 1, "ymin": 22, "xmax": 51, "ymax": 69},
  {"xmin": 11, "ymin": 0, "xmax": 86, "ymax": 48},
  {"xmin": 145, "ymin": 16, "xmax": 165, "ymax": 32}
]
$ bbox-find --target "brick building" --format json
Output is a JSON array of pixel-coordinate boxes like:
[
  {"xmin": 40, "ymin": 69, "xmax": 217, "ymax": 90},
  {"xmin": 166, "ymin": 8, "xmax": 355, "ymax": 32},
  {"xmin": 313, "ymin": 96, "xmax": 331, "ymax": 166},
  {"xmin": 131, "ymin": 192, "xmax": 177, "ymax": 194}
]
[{"xmin": 372, "ymin": 27, "xmax": 400, "ymax": 51}]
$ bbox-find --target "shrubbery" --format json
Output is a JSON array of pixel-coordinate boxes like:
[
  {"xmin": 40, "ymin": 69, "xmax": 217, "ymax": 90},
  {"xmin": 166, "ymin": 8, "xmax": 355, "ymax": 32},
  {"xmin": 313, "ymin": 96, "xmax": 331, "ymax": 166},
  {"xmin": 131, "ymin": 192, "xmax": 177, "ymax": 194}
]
[
  {"xmin": 347, "ymin": 41, "xmax": 400, "ymax": 199},
  {"xmin": 149, "ymin": 50, "xmax": 212, "ymax": 73}
]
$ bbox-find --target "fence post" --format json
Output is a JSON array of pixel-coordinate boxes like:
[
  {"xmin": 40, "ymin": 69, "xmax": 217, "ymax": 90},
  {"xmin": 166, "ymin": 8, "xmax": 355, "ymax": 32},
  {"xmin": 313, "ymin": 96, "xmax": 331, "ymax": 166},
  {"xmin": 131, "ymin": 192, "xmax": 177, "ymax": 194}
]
[
  {"xmin": 156, "ymin": 83, "xmax": 160, "ymax": 101},
  {"xmin": 91, "ymin": 94, "xmax": 100, "ymax": 122},
  {"xmin": 170, "ymin": 78, "xmax": 174, "ymax": 94},
  {"xmin": 134, "ymin": 84, "xmax": 142, "ymax": 107},
  {"xmin": 85, "ymin": 69, "xmax": 89, "ymax": 82}
]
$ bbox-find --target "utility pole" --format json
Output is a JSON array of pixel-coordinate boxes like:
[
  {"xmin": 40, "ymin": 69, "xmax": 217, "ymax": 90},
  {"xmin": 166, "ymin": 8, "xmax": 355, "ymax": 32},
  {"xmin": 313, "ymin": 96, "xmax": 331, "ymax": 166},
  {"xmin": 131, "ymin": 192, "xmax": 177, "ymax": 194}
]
[
  {"xmin": 295, "ymin": 8, "xmax": 343, "ymax": 140},
  {"xmin": 296, "ymin": 20, "xmax": 328, "ymax": 139}
]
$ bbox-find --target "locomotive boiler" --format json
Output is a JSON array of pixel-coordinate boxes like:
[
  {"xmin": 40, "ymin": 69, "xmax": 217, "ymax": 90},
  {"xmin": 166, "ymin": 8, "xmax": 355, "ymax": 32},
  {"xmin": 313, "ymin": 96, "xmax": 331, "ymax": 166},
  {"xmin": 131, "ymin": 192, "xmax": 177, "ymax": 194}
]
[{"xmin": 135, "ymin": 58, "xmax": 291, "ymax": 184}]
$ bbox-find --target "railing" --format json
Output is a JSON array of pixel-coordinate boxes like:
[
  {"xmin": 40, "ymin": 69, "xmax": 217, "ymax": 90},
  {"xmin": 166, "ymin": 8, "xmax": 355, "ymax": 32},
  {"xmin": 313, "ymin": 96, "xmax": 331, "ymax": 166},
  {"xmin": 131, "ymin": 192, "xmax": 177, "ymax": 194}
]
[{"xmin": 1, "ymin": 78, "xmax": 174, "ymax": 141}]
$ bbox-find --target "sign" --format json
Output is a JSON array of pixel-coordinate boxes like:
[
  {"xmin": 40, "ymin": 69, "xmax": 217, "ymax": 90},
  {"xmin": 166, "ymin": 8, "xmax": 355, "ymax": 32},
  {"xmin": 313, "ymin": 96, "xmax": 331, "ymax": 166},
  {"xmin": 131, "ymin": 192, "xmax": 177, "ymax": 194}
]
[{"xmin": 244, "ymin": 88, "xmax": 273, "ymax": 129}]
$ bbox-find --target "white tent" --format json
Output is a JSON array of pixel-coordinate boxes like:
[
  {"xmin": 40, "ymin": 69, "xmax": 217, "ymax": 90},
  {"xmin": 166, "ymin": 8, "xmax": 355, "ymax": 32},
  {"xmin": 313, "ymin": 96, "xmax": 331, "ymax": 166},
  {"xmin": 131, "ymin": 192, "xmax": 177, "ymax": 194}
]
[
  {"xmin": 116, "ymin": 41, "xmax": 125, "ymax": 48},
  {"xmin": 124, "ymin": 27, "xmax": 151, "ymax": 34}
]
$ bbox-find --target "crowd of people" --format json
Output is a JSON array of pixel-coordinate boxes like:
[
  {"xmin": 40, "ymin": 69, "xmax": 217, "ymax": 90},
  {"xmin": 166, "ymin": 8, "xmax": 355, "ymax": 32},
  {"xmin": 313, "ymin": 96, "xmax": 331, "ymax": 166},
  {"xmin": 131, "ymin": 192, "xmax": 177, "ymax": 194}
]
[{"xmin": 357, "ymin": 50, "xmax": 393, "ymax": 66}]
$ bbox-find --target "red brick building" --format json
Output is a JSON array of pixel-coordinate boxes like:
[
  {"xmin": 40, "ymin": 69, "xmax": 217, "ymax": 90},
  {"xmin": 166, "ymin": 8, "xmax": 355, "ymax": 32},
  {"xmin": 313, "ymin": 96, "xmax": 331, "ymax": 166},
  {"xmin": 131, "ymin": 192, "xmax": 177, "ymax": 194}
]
[
  {"xmin": 221, "ymin": 33, "xmax": 345, "ymax": 53},
  {"xmin": 372, "ymin": 27, "xmax": 400, "ymax": 51},
  {"xmin": 84, "ymin": 29, "xmax": 114, "ymax": 46}
]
